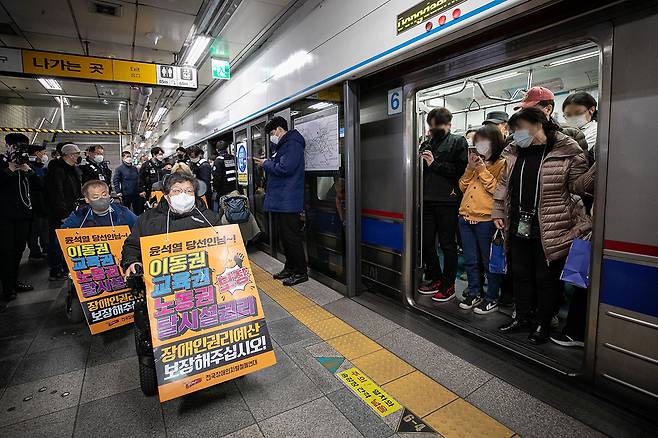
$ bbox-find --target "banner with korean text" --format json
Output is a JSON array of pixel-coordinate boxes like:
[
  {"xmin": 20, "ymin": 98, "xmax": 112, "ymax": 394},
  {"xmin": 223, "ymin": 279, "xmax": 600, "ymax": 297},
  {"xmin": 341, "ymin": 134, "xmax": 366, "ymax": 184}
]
[
  {"xmin": 56, "ymin": 226, "xmax": 136, "ymax": 334},
  {"xmin": 140, "ymin": 225, "xmax": 276, "ymax": 402}
]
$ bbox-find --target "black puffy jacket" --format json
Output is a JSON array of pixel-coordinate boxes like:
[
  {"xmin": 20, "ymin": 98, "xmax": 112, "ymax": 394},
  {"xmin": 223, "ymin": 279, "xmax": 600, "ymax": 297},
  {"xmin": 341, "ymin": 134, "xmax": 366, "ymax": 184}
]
[
  {"xmin": 45, "ymin": 158, "xmax": 82, "ymax": 223},
  {"xmin": 121, "ymin": 197, "xmax": 221, "ymax": 269},
  {"xmin": 421, "ymin": 130, "xmax": 468, "ymax": 205}
]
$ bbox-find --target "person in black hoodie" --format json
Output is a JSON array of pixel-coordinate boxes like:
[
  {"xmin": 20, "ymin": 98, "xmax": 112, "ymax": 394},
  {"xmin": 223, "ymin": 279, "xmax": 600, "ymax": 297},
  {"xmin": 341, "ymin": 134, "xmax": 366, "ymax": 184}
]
[
  {"xmin": 188, "ymin": 145, "xmax": 212, "ymax": 208},
  {"xmin": 45, "ymin": 143, "xmax": 82, "ymax": 281},
  {"xmin": 0, "ymin": 133, "xmax": 36, "ymax": 301},
  {"xmin": 122, "ymin": 172, "xmax": 221, "ymax": 275},
  {"xmin": 418, "ymin": 107, "xmax": 468, "ymax": 302}
]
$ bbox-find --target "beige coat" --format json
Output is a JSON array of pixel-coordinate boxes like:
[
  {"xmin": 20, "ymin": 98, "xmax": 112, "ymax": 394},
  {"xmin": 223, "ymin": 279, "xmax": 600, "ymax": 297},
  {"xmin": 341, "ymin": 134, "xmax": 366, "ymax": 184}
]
[{"xmin": 492, "ymin": 132, "xmax": 591, "ymax": 261}]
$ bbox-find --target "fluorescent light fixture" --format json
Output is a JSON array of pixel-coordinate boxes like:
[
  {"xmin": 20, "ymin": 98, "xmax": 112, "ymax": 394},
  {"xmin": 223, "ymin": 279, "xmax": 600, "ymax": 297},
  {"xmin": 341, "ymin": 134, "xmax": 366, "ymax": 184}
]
[
  {"xmin": 54, "ymin": 96, "xmax": 70, "ymax": 106},
  {"xmin": 308, "ymin": 102, "xmax": 332, "ymax": 110},
  {"xmin": 38, "ymin": 78, "xmax": 62, "ymax": 90},
  {"xmin": 271, "ymin": 51, "xmax": 312, "ymax": 80},
  {"xmin": 174, "ymin": 131, "xmax": 192, "ymax": 140},
  {"xmin": 480, "ymin": 71, "xmax": 523, "ymax": 84},
  {"xmin": 547, "ymin": 51, "xmax": 598, "ymax": 67},
  {"xmin": 144, "ymin": 130, "xmax": 153, "ymax": 139},
  {"xmin": 182, "ymin": 35, "xmax": 212, "ymax": 67},
  {"xmin": 153, "ymin": 107, "xmax": 168, "ymax": 123}
]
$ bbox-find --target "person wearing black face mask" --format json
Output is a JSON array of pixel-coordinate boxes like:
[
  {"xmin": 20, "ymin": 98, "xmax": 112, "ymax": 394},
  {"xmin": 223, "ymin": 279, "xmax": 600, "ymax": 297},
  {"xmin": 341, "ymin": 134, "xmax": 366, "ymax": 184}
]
[
  {"xmin": 175, "ymin": 146, "xmax": 188, "ymax": 163},
  {"xmin": 61, "ymin": 180, "xmax": 137, "ymax": 229},
  {"xmin": 45, "ymin": 142, "xmax": 82, "ymax": 281},
  {"xmin": 418, "ymin": 107, "xmax": 468, "ymax": 302}
]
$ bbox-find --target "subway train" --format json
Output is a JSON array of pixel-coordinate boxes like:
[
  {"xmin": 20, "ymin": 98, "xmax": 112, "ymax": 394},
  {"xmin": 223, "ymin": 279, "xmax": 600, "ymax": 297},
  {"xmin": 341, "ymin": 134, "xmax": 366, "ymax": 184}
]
[{"xmin": 156, "ymin": 0, "xmax": 658, "ymax": 416}]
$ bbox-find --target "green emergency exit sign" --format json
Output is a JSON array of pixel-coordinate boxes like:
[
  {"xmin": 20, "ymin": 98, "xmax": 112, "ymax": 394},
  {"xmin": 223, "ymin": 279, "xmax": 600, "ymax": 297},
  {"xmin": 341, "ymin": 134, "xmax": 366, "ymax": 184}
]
[{"xmin": 211, "ymin": 58, "xmax": 230, "ymax": 80}]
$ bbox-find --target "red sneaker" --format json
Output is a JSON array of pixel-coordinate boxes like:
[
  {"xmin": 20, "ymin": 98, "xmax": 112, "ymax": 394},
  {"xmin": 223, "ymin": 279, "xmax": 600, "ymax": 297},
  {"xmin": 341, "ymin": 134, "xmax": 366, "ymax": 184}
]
[
  {"xmin": 432, "ymin": 284, "xmax": 455, "ymax": 302},
  {"xmin": 418, "ymin": 280, "xmax": 442, "ymax": 295}
]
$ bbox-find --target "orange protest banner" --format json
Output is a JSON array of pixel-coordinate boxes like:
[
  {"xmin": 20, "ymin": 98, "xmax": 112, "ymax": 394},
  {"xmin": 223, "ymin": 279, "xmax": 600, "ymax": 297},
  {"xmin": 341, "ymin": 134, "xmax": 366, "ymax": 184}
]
[
  {"xmin": 56, "ymin": 226, "xmax": 137, "ymax": 334},
  {"xmin": 139, "ymin": 225, "xmax": 276, "ymax": 402}
]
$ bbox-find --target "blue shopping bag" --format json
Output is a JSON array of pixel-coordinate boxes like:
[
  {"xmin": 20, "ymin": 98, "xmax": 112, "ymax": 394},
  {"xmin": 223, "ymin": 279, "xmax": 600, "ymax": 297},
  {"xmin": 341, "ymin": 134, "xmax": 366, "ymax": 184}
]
[
  {"xmin": 489, "ymin": 230, "xmax": 507, "ymax": 274},
  {"xmin": 560, "ymin": 236, "xmax": 592, "ymax": 288}
]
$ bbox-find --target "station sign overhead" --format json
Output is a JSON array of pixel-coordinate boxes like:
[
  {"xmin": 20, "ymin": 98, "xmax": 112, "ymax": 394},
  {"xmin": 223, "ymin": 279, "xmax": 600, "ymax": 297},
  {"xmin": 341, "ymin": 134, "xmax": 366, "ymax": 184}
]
[
  {"xmin": 396, "ymin": 0, "xmax": 467, "ymax": 34},
  {"xmin": 0, "ymin": 47, "xmax": 197, "ymax": 89}
]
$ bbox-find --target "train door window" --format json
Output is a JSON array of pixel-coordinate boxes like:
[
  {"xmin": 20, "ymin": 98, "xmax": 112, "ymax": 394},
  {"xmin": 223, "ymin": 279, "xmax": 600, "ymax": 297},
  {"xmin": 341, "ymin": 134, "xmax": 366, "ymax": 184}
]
[
  {"xmin": 250, "ymin": 121, "xmax": 270, "ymax": 246},
  {"xmin": 414, "ymin": 42, "xmax": 600, "ymax": 370}
]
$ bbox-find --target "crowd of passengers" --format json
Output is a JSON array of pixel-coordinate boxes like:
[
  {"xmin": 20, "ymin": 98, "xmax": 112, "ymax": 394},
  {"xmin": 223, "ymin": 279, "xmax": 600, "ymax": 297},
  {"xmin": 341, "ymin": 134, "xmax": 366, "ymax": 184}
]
[{"xmin": 419, "ymin": 86, "xmax": 597, "ymax": 347}]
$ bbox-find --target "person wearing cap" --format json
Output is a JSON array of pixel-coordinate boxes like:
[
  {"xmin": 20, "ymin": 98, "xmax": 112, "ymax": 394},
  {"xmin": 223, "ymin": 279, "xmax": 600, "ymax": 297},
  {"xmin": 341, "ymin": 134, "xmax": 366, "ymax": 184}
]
[
  {"xmin": 26, "ymin": 144, "xmax": 50, "ymax": 260},
  {"xmin": 483, "ymin": 111, "xmax": 510, "ymax": 140},
  {"xmin": 175, "ymin": 146, "xmax": 188, "ymax": 163},
  {"xmin": 418, "ymin": 107, "xmax": 468, "ymax": 302},
  {"xmin": 0, "ymin": 133, "xmax": 36, "ymax": 302},
  {"xmin": 515, "ymin": 86, "xmax": 588, "ymax": 151},
  {"xmin": 45, "ymin": 142, "xmax": 82, "ymax": 281}
]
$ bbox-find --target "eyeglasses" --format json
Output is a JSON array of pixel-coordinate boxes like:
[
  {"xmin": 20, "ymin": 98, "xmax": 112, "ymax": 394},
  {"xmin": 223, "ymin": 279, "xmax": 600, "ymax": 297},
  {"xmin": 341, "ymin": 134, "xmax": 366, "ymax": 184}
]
[{"xmin": 169, "ymin": 188, "xmax": 195, "ymax": 196}]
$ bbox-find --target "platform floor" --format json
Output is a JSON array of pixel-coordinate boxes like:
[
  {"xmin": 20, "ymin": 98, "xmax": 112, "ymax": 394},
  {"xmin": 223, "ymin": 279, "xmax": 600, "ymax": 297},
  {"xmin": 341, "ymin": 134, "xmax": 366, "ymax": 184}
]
[{"xmin": 0, "ymin": 251, "xmax": 649, "ymax": 437}]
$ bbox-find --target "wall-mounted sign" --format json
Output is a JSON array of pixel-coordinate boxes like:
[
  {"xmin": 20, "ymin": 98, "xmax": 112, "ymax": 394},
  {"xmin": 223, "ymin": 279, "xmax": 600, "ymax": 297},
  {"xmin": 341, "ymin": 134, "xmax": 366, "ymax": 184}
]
[
  {"xmin": 396, "ymin": 0, "xmax": 466, "ymax": 35},
  {"xmin": 387, "ymin": 87, "xmax": 403, "ymax": 116},
  {"xmin": 1, "ymin": 48, "xmax": 198, "ymax": 89},
  {"xmin": 211, "ymin": 58, "xmax": 230, "ymax": 80},
  {"xmin": 236, "ymin": 142, "xmax": 248, "ymax": 186}
]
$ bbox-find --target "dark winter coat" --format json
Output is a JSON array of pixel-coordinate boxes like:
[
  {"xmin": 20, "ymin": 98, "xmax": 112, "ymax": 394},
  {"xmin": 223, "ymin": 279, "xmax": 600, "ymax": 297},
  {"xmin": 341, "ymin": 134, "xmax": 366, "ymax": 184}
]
[
  {"xmin": 421, "ymin": 131, "xmax": 468, "ymax": 205},
  {"xmin": 263, "ymin": 129, "xmax": 306, "ymax": 213},
  {"xmin": 45, "ymin": 158, "xmax": 82, "ymax": 223},
  {"xmin": 61, "ymin": 204, "xmax": 137, "ymax": 229},
  {"xmin": 112, "ymin": 163, "xmax": 139, "ymax": 196},
  {"xmin": 0, "ymin": 155, "xmax": 34, "ymax": 219},
  {"xmin": 121, "ymin": 198, "xmax": 221, "ymax": 269},
  {"xmin": 138, "ymin": 159, "xmax": 164, "ymax": 195},
  {"xmin": 79, "ymin": 160, "xmax": 112, "ymax": 185}
]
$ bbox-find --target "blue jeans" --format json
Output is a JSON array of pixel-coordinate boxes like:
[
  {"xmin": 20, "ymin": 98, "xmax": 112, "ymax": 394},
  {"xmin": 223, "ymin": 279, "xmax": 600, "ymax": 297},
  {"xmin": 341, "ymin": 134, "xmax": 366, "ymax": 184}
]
[{"xmin": 458, "ymin": 217, "xmax": 501, "ymax": 302}]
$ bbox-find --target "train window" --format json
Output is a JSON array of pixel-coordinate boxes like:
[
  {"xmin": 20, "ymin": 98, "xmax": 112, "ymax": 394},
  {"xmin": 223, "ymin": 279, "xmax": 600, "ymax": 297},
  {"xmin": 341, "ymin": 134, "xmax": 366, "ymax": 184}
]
[{"xmin": 416, "ymin": 43, "xmax": 600, "ymax": 137}]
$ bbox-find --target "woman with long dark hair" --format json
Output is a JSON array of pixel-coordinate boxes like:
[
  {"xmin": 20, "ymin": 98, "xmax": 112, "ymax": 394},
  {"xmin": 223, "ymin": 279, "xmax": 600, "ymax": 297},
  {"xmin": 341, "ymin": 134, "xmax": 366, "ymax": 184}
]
[{"xmin": 492, "ymin": 107, "xmax": 590, "ymax": 344}]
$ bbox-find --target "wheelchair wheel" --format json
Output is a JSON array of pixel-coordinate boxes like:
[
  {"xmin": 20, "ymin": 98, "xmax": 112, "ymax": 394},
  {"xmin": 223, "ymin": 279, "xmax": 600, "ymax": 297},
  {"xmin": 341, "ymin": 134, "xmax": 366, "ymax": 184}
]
[
  {"xmin": 65, "ymin": 285, "xmax": 85, "ymax": 323},
  {"xmin": 139, "ymin": 356, "xmax": 158, "ymax": 396}
]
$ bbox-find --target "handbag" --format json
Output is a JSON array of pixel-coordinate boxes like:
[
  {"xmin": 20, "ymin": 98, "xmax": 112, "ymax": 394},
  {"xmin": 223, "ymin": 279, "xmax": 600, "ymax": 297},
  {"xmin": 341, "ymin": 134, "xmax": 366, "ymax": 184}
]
[
  {"xmin": 489, "ymin": 229, "xmax": 507, "ymax": 274},
  {"xmin": 220, "ymin": 193, "xmax": 250, "ymax": 224},
  {"xmin": 560, "ymin": 233, "xmax": 592, "ymax": 288}
]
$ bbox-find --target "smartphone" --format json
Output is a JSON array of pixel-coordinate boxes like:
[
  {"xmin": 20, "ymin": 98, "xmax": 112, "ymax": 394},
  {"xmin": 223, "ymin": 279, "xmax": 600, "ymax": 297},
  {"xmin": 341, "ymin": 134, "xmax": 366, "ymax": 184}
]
[{"xmin": 468, "ymin": 146, "xmax": 478, "ymax": 153}]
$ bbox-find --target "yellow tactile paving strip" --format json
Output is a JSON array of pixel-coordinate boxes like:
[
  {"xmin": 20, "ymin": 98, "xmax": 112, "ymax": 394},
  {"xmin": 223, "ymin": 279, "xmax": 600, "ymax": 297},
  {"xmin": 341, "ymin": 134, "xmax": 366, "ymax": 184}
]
[{"xmin": 252, "ymin": 264, "xmax": 515, "ymax": 438}]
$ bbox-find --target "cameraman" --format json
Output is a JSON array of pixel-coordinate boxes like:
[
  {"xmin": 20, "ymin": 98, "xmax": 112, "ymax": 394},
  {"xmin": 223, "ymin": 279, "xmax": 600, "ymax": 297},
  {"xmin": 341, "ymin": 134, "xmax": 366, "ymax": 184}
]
[{"xmin": 0, "ymin": 133, "xmax": 35, "ymax": 301}]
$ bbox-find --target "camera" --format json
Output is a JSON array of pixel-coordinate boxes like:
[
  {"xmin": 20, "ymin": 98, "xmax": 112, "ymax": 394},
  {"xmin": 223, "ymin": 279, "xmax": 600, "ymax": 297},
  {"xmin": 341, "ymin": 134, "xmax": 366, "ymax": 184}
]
[{"xmin": 9, "ymin": 143, "xmax": 30, "ymax": 165}]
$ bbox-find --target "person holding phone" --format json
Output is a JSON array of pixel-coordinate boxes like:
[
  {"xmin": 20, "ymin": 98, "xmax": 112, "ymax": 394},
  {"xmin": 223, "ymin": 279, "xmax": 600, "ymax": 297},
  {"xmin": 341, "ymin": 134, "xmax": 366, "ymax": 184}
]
[{"xmin": 457, "ymin": 124, "xmax": 506, "ymax": 314}]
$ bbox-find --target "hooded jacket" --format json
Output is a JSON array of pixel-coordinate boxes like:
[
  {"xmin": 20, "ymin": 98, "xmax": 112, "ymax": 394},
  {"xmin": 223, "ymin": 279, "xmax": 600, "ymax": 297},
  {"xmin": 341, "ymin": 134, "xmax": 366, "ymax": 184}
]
[
  {"xmin": 492, "ymin": 131, "xmax": 591, "ymax": 261},
  {"xmin": 61, "ymin": 204, "xmax": 137, "ymax": 229},
  {"xmin": 263, "ymin": 129, "xmax": 306, "ymax": 213},
  {"xmin": 421, "ymin": 130, "xmax": 468, "ymax": 205},
  {"xmin": 121, "ymin": 197, "xmax": 221, "ymax": 269},
  {"xmin": 45, "ymin": 158, "xmax": 82, "ymax": 223}
]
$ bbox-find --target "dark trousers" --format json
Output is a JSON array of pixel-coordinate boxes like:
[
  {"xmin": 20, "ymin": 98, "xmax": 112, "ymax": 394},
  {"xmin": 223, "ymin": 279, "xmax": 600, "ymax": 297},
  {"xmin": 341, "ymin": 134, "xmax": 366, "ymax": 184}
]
[
  {"xmin": 564, "ymin": 287, "xmax": 587, "ymax": 341},
  {"xmin": 276, "ymin": 212, "xmax": 307, "ymax": 275},
  {"xmin": 28, "ymin": 215, "xmax": 49, "ymax": 256},
  {"xmin": 122, "ymin": 193, "xmax": 143, "ymax": 215},
  {"xmin": 509, "ymin": 235, "xmax": 565, "ymax": 326},
  {"xmin": 422, "ymin": 203, "xmax": 459, "ymax": 285},
  {"xmin": 0, "ymin": 217, "xmax": 30, "ymax": 295},
  {"xmin": 47, "ymin": 221, "xmax": 65, "ymax": 275}
]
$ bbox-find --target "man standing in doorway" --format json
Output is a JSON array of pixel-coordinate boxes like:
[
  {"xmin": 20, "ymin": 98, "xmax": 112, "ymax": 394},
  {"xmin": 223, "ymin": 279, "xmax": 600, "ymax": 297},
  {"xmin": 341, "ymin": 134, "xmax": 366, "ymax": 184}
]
[
  {"xmin": 419, "ymin": 107, "xmax": 468, "ymax": 302},
  {"xmin": 254, "ymin": 116, "xmax": 308, "ymax": 286}
]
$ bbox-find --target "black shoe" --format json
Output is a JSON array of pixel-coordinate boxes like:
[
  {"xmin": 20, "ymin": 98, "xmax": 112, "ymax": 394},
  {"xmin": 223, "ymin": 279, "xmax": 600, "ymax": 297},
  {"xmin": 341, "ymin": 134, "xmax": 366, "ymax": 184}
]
[
  {"xmin": 14, "ymin": 281, "xmax": 34, "ymax": 292},
  {"xmin": 550, "ymin": 332, "xmax": 584, "ymax": 348},
  {"xmin": 2, "ymin": 291, "xmax": 17, "ymax": 302},
  {"xmin": 528, "ymin": 325, "xmax": 550, "ymax": 345},
  {"xmin": 498, "ymin": 318, "xmax": 533, "ymax": 333},
  {"xmin": 282, "ymin": 273, "xmax": 308, "ymax": 287},
  {"xmin": 273, "ymin": 269, "xmax": 293, "ymax": 280}
]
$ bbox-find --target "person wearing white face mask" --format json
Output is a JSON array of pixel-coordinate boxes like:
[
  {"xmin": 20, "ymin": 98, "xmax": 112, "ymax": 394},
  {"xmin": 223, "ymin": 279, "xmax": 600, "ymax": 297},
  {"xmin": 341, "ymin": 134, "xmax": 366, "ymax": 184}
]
[
  {"xmin": 138, "ymin": 146, "xmax": 166, "ymax": 201},
  {"xmin": 457, "ymin": 125, "xmax": 507, "ymax": 315},
  {"xmin": 79, "ymin": 145, "xmax": 112, "ymax": 185},
  {"xmin": 492, "ymin": 107, "xmax": 590, "ymax": 345},
  {"xmin": 113, "ymin": 151, "xmax": 142, "ymax": 214},
  {"xmin": 562, "ymin": 91, "xmax": 598, "ymax": 158},
  {"xmin": 122, "ymin": 172, "xmax": 221, "ymax": 276}
]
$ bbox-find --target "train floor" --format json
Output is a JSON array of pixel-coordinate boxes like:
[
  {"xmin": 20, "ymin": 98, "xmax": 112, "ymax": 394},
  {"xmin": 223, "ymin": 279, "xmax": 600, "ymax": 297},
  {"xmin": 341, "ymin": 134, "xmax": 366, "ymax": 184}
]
[{"xmin": 0, "ymin": 251, "xmax": 654, "ymax": 437}]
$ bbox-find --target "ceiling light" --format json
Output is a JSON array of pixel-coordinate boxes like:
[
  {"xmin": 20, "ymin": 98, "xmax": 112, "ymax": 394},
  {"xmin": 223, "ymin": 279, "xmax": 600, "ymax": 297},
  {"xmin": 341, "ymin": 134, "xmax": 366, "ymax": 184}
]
[
  {"xmin": 480, "ymin": 71, "xmax": 523, "ymax": 84},
  {"xmin": 152, "ymin": 107, "xmax": 168, "ymax": 123},
  {"xmin": 54, "ymin": 96, "xmax": 70, "ymax": 106},
  {"xmin": 144, "ymin": 130, "xmax": 153, "ymax": 139},
  {"xmin": 182, "ymin": 35, "xmax": 212, "ymax": 67},
  {"xmin": 38, "ymin": 78, "xmax": 62, "ymax": 90},
  {"xmin": 271, "ymin": 51, "xmax": 313, "ymax": 80},
  {"xmin": 308, "ymin": 102, "xmax": 332, "ymax": 110},
  {"xmin": 547, "ymin": 51, "xmax": 598, "ymax": 67}
]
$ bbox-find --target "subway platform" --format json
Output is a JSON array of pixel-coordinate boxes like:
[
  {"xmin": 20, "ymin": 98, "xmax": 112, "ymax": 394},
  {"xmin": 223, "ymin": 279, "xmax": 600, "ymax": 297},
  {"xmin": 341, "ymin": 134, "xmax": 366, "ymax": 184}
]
[{"xmin": 0, "ymin": 251, "xmax": 653, "ymax": 438}]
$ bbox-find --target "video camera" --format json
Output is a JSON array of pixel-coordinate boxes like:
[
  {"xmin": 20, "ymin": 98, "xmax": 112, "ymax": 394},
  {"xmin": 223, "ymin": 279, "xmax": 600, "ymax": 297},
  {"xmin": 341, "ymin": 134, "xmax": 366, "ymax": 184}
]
[{"xmin": 9, "ymin": 143, "xmax": 31, "ymax": 165}]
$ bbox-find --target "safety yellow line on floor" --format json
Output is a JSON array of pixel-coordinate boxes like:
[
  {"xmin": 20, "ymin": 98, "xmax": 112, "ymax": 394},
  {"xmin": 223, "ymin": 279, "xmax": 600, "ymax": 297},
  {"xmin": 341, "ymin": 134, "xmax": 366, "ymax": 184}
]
[{"xmin": 251, "ymin": 264, "xmax": 515, "ymax": 438}]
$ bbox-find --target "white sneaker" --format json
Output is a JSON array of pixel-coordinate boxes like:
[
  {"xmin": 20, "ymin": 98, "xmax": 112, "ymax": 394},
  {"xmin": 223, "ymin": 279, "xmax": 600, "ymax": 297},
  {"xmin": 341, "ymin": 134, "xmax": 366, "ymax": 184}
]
[
  {"xmin": 474, "ymin": 300, "xmax": 498, "ymax": 315},
  {"xmin": 550, "ymin": 333, "xmax": 584, "ymax": 348}
]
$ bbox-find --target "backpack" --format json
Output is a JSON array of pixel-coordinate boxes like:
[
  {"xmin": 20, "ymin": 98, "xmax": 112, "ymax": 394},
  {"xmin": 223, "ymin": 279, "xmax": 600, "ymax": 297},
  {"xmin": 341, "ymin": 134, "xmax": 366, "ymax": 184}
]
[{"xmin": 220, "ymin": 193, "xmax": 250, "ymax": 224}]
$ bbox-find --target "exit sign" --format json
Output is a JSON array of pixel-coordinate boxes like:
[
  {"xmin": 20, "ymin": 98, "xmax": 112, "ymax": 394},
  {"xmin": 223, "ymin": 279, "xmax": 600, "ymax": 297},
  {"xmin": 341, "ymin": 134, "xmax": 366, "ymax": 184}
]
[{"xmin": 211, "ymin": 58, "xmax": 230, "ymax": 80}]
